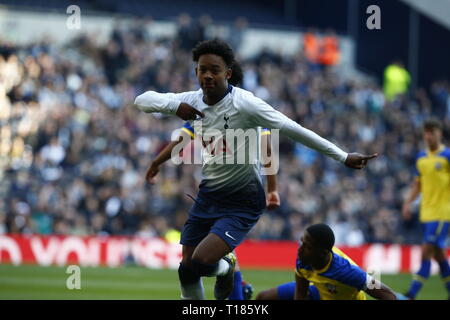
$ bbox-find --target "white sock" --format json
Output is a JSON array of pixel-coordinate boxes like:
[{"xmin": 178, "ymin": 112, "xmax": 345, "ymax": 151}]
[
  {"xmin": 180, "ymin": 278, "xmax": 205, "ymax": 300},
  {"xmin": 214, "ymin": 259, "xmax": 230, "ymax": 276}
]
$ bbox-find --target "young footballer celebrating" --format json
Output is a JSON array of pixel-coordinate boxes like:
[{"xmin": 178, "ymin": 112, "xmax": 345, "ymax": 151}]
[{"xmin": 134, "ymin": 39, "xmax": 377, "ymax": 300}]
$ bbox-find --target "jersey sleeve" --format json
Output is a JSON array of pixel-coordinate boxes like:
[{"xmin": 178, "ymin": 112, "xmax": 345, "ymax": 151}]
[
  {"xmin": 181, "ymin": 122, "xmax": 195, "ymax": 139},
  {"xmin": 338, "ymin": 263, "xmax": 368, "ymax": 291},
  {"xmin": 442, "ymin": 147, "xmax": 450, "ymax": 163},
  {"xmin": 295, "ymin": 257, "xmax": 306, "ymax": 278},
  {"xmin": 237, "ymin": 91, "xmax": 348, "ymax": 163},
  {"xmin": 134, "ymin": 91, "xmax": 196, "ymax": 115}
]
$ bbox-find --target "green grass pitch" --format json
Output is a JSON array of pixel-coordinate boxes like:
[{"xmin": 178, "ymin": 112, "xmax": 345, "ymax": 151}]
[{"xmin": 0, "ymin": 264, "xmax": 447, "ymax": 300}]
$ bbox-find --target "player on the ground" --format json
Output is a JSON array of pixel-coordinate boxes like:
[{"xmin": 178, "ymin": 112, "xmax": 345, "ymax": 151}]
[
  {"xmin": 134, "ymin": 39, "xmax": 377, "ymax": 300},
  {"xmin": 146, "ymin": 126, "xmax": 278, "ymax": 300},
  {"xmin": 256, "ymin": 224, "xmax": 398, "ymax": 300},
  {"xmin": 402, "ymin": 118, "xmax": 450, "ymax": 300}
]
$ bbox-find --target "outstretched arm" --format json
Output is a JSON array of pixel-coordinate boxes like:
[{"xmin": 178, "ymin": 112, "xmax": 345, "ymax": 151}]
[
  {"xmin": 240, "ymin": 92, "xmax": 378, "ymax": 168},
  {"xmin": 134, "ymin": 91, "xmax": 204, "ymax": 120},
  {"xmin": 364, "ymin": 278, "xmax": 397, "ymax": 300}
]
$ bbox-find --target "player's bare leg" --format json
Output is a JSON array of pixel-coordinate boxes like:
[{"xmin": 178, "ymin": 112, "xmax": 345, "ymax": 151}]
[
  {"xmin": 421, "ymin": 243, "xmax": 435, "ymax": 260},
  {"xmin": 405, "ymin": 243, "xmax": 434, "ymax": 299},
  {"xmin": 256, "ymin": 287, "xmax": 279, "ymax": 300},
  {"xmin": 181, "ymin": 245, "xmax": 196, "ymax": 265},
  {"xmin": 433, "ymin": 246, "xmax": 450, "ymax": 299},
  {"xmin": 192, "ymin": 233, "xmax": 232, "ymax": 263}
]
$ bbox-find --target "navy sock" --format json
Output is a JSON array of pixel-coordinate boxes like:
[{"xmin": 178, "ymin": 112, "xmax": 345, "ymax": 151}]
[
  {"xmin": 438, "ymin": 259, "xmax": 450, "ymax": 294},
  {"xmin": 178, "ymin": 263, "xmax": 200, "ymax": 285},
  {"xmin": 228, "ymin": 271, "xmax": 243, "ymax": 300},
  {"xmin": 191, "ymin": 259, "xmax": 219, "ymax": 277},
  {"xmin": 406, "ymin": 260, "xmax": 431, "ymax": 299}
]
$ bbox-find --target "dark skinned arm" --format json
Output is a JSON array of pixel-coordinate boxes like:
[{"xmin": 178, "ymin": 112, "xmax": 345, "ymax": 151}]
[
  {"xmin": 364, "ymin": 278, "xmax": 397, "ymax": 300},
  {"xmin": 261, "ymin": 132, "xmax": 280, "ymax": 210},
  {"xmin": 294, "ymin": 273, "xmax": 310, "ymax": 300}
]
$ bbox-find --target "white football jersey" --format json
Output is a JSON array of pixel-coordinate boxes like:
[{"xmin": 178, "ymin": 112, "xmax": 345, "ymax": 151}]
[{"xmin": 134, "ymin": 85, "xmax": 347, "ymax": 194}]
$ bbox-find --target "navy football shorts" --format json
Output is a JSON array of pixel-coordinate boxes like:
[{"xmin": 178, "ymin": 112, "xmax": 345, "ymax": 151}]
[{"xmin": 180, "ymin": 201, "xmax": 260, "ymax": 250}]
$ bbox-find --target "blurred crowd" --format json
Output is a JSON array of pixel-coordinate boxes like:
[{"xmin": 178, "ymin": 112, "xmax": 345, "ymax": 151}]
[{"xmin": 1, "ymin": 15, "xmax": 449, "ymax": 246}]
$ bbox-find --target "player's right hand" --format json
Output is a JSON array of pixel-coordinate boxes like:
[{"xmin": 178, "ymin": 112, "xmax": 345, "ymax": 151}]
[
  {"xmin": 344, "ymin": 153, "xmax": 378, "ymax": 169},
  {"xmin": 266, "ymin": 191, "xmax": 280, "ymax": 210},
  {"xmin": 401, "ymin": 203, "xmax": 411, "ymax": 220},
  {"xmin": 145, "ymin": 163, "xmax": 159, "ymax": 184},
  {"xmin": 176, "ymin": 103, "xmax": 205, "ymax": 121}
]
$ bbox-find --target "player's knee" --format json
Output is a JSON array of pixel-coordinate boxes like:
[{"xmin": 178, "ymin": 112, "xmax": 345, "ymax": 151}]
[
  {"xmin": 191, "ymin": 258, "xmax": 218, "ymax": 277},
  {"xmin": 191, "ymin": 252, "xmax": 218, "ymax": 266},
  {"xmin": 422, "ymin": 244, "xmax": 435, "ymax": 259},
  {"xmin": 433, "ymin": 248, "xmax": 446, "ymax": 262}
]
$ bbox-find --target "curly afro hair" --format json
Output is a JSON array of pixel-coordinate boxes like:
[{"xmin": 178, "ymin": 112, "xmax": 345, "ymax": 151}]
[{"xmin": 192, "ymin": 39, "xmax": 235, "ymax": 68}]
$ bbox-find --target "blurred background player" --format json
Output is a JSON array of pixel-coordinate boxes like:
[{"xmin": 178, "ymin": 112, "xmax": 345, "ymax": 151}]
[
  {"xmin": 402, "ymin": 118, "xmax": 450, "ymax": 300},
  {"xmin": 256, "ymin": 223, "xmax": 398, "ymax": 300}
]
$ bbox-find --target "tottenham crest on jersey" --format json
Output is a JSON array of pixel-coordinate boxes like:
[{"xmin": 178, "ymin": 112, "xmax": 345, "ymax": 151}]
[{"xmin": 223, "ymin": 114, "xmax": 230, "ymax": 129}]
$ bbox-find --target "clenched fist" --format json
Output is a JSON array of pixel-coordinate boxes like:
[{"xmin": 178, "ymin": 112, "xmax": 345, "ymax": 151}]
[{"xmin": 176, "ymin": 103, "xmax": 205, "ymax": 121}]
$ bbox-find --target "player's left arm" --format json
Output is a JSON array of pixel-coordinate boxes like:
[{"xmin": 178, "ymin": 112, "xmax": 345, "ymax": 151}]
[
  {"xmin": 364, "ymin": 277, "xmax": 397, "ymax": 300},
  {"xmin": 134, "ymin": 91, "xmax": 204, "ymax": 120},
  {"xmin": 239, "ymin": 92, "xmax": 377, "ymax": 169},
  {"xmin": 261, "ymin": 131, "xmax": 280, "ymax": 210}
]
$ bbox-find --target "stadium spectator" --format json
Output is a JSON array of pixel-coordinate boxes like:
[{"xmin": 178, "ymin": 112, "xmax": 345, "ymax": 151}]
[
  {"xmin": 228, "ymin": 17, "xmax": 248, "ymax": 53},
  {"xmin": 383, "ymin": 60, "xmax": 411, "ymax": 101}
]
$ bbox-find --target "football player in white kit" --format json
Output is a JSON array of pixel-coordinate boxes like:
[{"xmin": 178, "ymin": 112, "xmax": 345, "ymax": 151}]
[
  {"xmin": 134, "ymin": 39, "xmax": 377, "ymax": 300},
  {"xmin": 145, "ymin": 61, "xmax": 277, "ymax": 300}
]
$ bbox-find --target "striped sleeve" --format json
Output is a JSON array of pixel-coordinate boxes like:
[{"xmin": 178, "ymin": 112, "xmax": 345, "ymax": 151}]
[
  {"xmin": 181, "ymin": 122, "xmax": 195, "ymax": 139},
  {"xmin": 414, "ymin": 151, "xmax": 426, "ymax": 177},
  {"xmin": 295, "ymin": 257, "xmax": 305, "ymax": 278},
  {"xmin": 441, "ymin": 147, "xmax": 450, "ymax": 163},
  {"xmin": 261, "ymin": 128, "xmax": 271, "ymax": 136}
]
